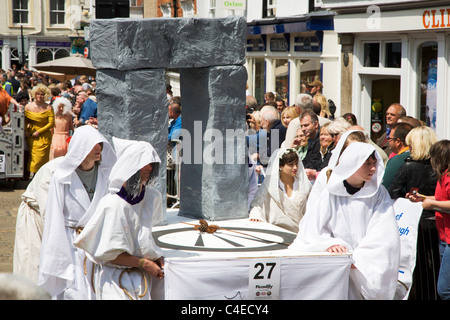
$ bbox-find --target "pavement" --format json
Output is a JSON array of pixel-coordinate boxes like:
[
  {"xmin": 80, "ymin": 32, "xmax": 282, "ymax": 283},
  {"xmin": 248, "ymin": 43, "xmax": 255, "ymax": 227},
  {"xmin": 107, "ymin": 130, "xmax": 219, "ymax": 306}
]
[{"xmin": 0, "ymin": 180, "xmax": 29, "ymax": 273}]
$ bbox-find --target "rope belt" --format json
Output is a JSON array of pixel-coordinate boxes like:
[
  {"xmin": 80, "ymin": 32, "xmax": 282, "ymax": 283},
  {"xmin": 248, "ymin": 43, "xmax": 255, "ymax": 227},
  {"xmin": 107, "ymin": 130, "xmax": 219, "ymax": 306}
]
[
  {"xmin": 118, "ymin": 268, "xmax": 148, "ymax": 300},
  {"xmin": 69, "ymin": 226, "xmax": 84, "ymax": 234}
]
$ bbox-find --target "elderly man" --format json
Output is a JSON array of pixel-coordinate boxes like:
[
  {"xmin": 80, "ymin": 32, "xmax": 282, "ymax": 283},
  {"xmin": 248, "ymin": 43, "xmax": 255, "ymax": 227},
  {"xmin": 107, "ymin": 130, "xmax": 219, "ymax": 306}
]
[
  {"xmin": 381, "ymin": 122, "xmax": 413, "ymax": 189},
  {"xmin": 283, "ymin": 93, "xmax": 330, "ymax": 148},
  {"xmin": 300, "ymin": 109, "xmax": 322, "ymax": 172},
  {"xmin": 258, "ymin": 105, "xmax": 286, "ymax": 165},
  {"xmin": 74, "ymin": 91, "xmax": 97, "ymax": 127},
  {"xmin": 377, "ymin": 103, "xmax": 406, "ymax": 156}
]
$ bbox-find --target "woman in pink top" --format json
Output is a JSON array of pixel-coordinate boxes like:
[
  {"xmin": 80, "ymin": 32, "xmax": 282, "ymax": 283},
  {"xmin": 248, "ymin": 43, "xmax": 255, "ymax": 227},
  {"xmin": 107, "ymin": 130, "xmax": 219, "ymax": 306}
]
[{"xmin": 50, "ymin": 97, "xmax": 74, "ymax": 160}]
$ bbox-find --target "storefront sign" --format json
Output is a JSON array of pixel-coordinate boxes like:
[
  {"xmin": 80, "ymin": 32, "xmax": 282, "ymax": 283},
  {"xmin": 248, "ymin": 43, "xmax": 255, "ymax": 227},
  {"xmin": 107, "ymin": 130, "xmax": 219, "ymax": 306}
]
[
  {"xmin": 334, "ymin": 6, "xmax": 450, "ymax": 32},
  {"xmin": 422, "ymin": 8, "xmax": 450, "ymax": 29},
  {"xmin": 217, "ymin": 0, "xmax": 246, "ymax": 10},
  {"xmin": 246, "ymin": 36, "xmax": 265, "ymax": 52},
  {"xmin": 270, "ymin": 37, "xmax": 289, "ymax": 52},
  {"xmin": 294, "ymin": 35, "xmax": 321, "ymax": 52},
  {"xmin": 36, "ymin": 41, "xmax": 71, "ymax": 47}
]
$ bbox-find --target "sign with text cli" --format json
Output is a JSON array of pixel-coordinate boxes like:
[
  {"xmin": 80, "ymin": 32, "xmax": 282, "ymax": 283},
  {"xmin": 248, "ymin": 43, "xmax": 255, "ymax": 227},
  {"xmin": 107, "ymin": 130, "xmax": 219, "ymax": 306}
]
[{"xmin": 248, "ymin": 258, "xmax": 281, "ymax": 300}]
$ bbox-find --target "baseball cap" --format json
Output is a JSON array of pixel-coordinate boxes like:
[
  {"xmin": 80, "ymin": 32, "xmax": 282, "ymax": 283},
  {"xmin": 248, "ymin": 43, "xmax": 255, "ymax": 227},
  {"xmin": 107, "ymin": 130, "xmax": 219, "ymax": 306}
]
[{"xmin": 308, "ymin": 80, "xmax": 323, "ymax": 88}]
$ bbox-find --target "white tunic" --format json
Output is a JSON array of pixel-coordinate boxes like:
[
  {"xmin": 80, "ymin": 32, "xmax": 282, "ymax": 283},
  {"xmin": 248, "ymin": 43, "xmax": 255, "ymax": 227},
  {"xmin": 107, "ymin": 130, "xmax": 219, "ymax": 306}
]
[
  {"xmin": 249, "ymin": 148, "xmax": 311, "ymax": 233},
  {"xmin": 74, "ymin": 137, "xmax": 163, "ymax": 300},
  {"xmin": 38, "ymin": 126, "xmax": 117, "ymax": 300},
  {"xmin": 13, "ymin": 157, "xmax": 64, "ymax": 283},
  {"xmin": 290, "ymin": 142, "xmax": 400, "ymax": 300},
  {"xmin": 74, "ymin": 187, "xmax": 163, "ymax": 300}
]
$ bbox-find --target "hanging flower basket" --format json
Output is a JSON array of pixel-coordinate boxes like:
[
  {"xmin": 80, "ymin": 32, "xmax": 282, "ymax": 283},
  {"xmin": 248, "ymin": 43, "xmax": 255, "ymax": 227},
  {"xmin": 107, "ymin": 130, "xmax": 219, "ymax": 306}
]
[{"xmin": 72, "ymin": 38, "xmax": 86, "ymax": 48}]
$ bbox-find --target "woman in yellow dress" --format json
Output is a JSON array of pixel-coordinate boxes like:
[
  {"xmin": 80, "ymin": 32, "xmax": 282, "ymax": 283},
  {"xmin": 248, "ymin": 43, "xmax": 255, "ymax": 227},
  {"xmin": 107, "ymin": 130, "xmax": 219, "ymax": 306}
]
[{"xmin": 25, "ymin": 84, "xmax": 55, "ymax": 175}]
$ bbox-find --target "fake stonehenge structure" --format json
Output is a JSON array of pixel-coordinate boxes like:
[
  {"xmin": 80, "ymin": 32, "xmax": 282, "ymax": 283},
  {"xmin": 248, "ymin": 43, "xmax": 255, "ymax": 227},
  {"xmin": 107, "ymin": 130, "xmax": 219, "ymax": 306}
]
[{"xmin": 89, "ymin": 16, "xmax": 249, "ymax": 223}]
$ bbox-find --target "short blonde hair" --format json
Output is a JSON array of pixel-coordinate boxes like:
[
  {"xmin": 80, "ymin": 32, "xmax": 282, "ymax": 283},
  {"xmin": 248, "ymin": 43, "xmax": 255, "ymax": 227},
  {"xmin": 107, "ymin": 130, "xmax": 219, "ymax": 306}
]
[
  {"xmin": 406, "ymin": 126, "xmax": 438, "ymax": 160},
  {"xmin": 30, "ymin": 83, "xmax": 51, "ymax": 101},
  {"xmin": 281, "ymin": 106, "xmax": 299, "ymax": 127}
]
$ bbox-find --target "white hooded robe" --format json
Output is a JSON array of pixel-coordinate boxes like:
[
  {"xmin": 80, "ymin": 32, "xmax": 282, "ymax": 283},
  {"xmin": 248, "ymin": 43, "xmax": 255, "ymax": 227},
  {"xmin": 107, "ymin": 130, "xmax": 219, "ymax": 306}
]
[
  {"xmin": 74, "ymin": 137, "xmax": 163, "ymax": 300},
  {"xmin": 249, "ymin": 148, "xmax": 311, "ymax": 233},
  {"xmin": 38, "ymin": 126, "xmax": 117, "ymax": 300},
  {"xmin": 13, "ymin": 156, "xmax": 64, "ymax": 283},
  {"xmin": 290, "ymin": 142, "xmax": 400, "ymax": 300}
]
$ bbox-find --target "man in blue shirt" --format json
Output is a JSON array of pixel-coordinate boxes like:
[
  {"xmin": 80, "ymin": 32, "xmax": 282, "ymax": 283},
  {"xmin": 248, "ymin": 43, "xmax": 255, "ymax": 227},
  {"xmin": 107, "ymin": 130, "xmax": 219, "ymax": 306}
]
[
  {"xmin": 168, "ymin": 102, "xmax": 182, "ymax": 141},
  {"xmin": 75, "ymin": 91, "xmax": 97, "ymax": 127}
]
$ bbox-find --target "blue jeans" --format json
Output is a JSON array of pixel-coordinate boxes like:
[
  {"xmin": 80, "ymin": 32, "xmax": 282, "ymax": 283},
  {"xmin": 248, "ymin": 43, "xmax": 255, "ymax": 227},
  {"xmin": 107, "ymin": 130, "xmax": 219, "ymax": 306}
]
[{"xmin": 438, "ymin": 241, "xmax": 450, "ymax": 300}]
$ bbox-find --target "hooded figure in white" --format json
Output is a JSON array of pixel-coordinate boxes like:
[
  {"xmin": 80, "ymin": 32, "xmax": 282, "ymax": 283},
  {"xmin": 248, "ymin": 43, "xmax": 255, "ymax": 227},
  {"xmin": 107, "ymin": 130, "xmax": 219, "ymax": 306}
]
[
  {"xmin": 249, "ymin": 148, "xmax": 311, "ymax": 233},
  {"xmin": 13, "ymin": 156, "xmax": 64, "ymax": 283},
  {"xmin": 74, "ymin": 137, "xmax": 164, "ymax": 300},
  {"xmin": 290, "ymin": 142, "xmax": 400, "ymax": 300},
  {"xmin": 38, "ymin": 125, "xmax": 117, "ymax": 299},
  {"xmin": 305, "ymin": 129, "xmax": 366, "ymax": 212}
]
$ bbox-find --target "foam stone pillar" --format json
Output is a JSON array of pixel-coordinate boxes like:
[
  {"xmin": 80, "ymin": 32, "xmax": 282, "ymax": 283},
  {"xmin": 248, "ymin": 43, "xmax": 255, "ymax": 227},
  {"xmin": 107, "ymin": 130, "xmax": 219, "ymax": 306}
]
[
  {"xmin": 178, "ymin": 65, "xmax": 248, "ymax": 221},
  {"xmin": 96, "ymin": 68, "xmax": 168, "ymax": 224}
]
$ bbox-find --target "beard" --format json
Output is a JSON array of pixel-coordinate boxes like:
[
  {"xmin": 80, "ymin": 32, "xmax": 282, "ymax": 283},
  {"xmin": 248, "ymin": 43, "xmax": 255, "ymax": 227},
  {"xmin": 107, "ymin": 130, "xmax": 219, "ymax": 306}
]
[
  {"xmin": 124, "ymin": 170, "xmax": 143, "ymax": 199},
  {"xmin": 124, "ymin": 163, "xmax": 159, "ymax": 199}
]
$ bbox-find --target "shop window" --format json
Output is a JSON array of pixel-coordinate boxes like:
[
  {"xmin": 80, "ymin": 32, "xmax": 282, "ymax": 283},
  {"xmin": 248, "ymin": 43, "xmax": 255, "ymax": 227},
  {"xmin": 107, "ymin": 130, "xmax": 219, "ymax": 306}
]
[
  {"xmin": 209, "ymin": 0, "xmax": 216, "ymax": 17},
  {"xmin": 180, "ymin": 0, "xmax": 194, "ymax": 17},
  {"xmin": 254, "ymin": 59, "xmax": 265, "ymax": 105},
  {"xmin": 37, "ymin": 48, "xmax": 53, "ymax": 64},
  {"xmin": 50, "ymin": 0, "xmax": 65, "ymax": 25},
  {"xmin": 385, "ymin": 42, "xmax": 401, "ymax": 68},
  {"xmin": 417, "ymin": 41, "xmax": 438, "ymax": 129},
  {"xmin": 12, "ymin": 0, "xmax": 29, "ymax": 24},
  {"xmin": 160, "ymin": 3, "xmax": 171, "ymax": 17},
  {"xmin": 300, "ymin": 59, "xmax": 320, "ymax": 94},
  {"xmin": 263, "ymin": 0, "xmax": 276, "ymax": 18},
  {"xmin": 275, "ymin": 59, "xmax": 288, "ymax": 101},
  {"xmin": 363, "ymin": 43, "xmax": 380, "ymax": 67},
  {"xmin": 55, "ymin": 49, "xmax": 70, "ymax": 60}
]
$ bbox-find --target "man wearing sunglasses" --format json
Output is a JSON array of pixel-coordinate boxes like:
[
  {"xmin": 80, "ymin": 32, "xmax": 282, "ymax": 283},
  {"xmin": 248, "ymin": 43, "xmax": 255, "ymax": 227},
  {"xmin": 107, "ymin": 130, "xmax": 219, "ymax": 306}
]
[{"xmin": 382, "ymin": 122, "xmax": 413, "ymax": 189}]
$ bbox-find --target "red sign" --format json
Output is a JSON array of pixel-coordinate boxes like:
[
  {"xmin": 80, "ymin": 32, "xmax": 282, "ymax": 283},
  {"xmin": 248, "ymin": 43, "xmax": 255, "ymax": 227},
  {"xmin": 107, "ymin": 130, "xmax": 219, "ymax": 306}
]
[{"xmin": 84, "ymin": 46, "xmax": 89, "ymax": 58}]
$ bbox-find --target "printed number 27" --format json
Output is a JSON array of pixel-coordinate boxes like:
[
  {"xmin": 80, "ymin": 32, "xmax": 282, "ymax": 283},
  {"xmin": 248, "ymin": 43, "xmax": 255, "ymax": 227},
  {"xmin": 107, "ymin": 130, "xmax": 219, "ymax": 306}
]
[{"xmin": 253, "ymin": 262, "xmax": 276, "ymax": 280}]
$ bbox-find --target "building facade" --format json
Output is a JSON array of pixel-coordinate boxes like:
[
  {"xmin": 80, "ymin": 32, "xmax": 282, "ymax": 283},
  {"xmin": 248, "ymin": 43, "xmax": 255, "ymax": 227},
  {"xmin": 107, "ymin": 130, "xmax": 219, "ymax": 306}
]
[
  {"xmin": 154, "ymin": 0, "xmax": 341, "ymax": 109},
  {"xmin": 0, "ymin": 0, "xmax": 145, "ymax": 72},
  {"xmin": 316, "ymin": 0, "xmax": 450, "ymax": 140}
]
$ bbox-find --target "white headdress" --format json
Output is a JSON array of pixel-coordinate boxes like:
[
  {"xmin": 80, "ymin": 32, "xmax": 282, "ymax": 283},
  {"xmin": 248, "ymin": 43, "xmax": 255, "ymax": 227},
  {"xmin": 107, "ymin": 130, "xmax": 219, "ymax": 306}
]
[
  {"xmin": 108, "ymin": 137, "xmax": 161, "ymax": 193},
  {"xmin": 327, "ymin": 142, "xmax": 384, "ymax": 198}
]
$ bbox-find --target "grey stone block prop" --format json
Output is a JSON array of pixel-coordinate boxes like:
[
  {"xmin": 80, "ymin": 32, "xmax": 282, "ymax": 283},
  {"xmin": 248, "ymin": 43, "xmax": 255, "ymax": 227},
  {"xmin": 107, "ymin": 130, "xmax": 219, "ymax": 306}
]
[
  {"xmin": 89, "ymin": 16, "xmax": 246, "ymax": 70},
  {"xmin": 178, "ymin": 66, "xmax": 248, "ymax": 221},
  {"xmin": 96, "ymin": 68, "xmax": 168, "ymax": 225},
  {"xmin": 90, "ymin": 16, "xmax": 248, "ymax": 222}
]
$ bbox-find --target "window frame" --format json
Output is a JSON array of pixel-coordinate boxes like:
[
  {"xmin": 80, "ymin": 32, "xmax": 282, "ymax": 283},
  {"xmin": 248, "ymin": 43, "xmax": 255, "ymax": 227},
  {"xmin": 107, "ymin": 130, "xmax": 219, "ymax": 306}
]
[
  {"xmin": 12, "ymin": 0, "xmax": 29, "ymax": 25},
  {"xmin": 49, "ymin": 0, "xmax": 66, "ymax": 26}
]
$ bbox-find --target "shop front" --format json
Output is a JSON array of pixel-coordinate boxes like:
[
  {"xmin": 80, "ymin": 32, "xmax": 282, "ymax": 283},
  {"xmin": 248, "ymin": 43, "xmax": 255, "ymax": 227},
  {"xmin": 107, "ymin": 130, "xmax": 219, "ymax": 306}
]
[
  {"xmin": 245, "ymin": 13, "xmax": 340, "ymax": 108},
  {"xmin": 0, "ymin": 37, "xmax": 71, "ymax": 71},
  {"xmin": 333, "ymin": 5, "xmax": 450, "ymax": 140}
]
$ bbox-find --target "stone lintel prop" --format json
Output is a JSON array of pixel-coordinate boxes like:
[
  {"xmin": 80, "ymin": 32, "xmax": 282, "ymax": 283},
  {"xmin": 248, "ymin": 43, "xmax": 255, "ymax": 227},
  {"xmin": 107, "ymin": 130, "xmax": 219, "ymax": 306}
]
[{"xmin": 89, "ymin": 16, "xmax": 247, "ymax": 71}]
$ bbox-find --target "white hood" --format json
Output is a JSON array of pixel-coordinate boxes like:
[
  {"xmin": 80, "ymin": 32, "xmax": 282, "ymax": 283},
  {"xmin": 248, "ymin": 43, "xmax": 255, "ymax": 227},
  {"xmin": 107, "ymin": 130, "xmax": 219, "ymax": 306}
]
[
  {"xmin": 108, "ymin": 137, "xmax": 161, "ymax": 193},
  {"xmin": 327, "ymin": 142, "xmax": 384, "ymax": 198}
]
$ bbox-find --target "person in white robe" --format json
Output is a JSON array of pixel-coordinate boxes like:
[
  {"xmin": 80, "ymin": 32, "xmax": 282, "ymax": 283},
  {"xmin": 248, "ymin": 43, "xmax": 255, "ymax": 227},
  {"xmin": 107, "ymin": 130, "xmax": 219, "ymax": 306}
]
[
  {"xmin": 290, "ymin": 142, "xmax": 400, "ymax": 300},
  {"xmin": 305, "ymin": 129, "xmax": 366, "ymax": 212},
  {"xmin": 38, "ymin": 125, "xmax": 117, "ymax": 300},
  {"xmin": 249, "ymin": 148, "xmax": 311, "ymax": 233},
  {"xmin": 74, "ymin": 137, "xmax": 164, "ymax": 300},
  {"xmin": 13, "ymin": 156, "xmax": 64, "ymax": 283}
]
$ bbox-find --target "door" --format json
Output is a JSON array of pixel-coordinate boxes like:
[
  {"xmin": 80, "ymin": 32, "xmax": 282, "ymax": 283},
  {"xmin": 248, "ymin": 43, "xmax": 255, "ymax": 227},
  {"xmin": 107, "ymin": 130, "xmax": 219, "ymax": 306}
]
[{"xmin": 360, "ymin": 75, "xmax": 401, "ymax": 143}]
